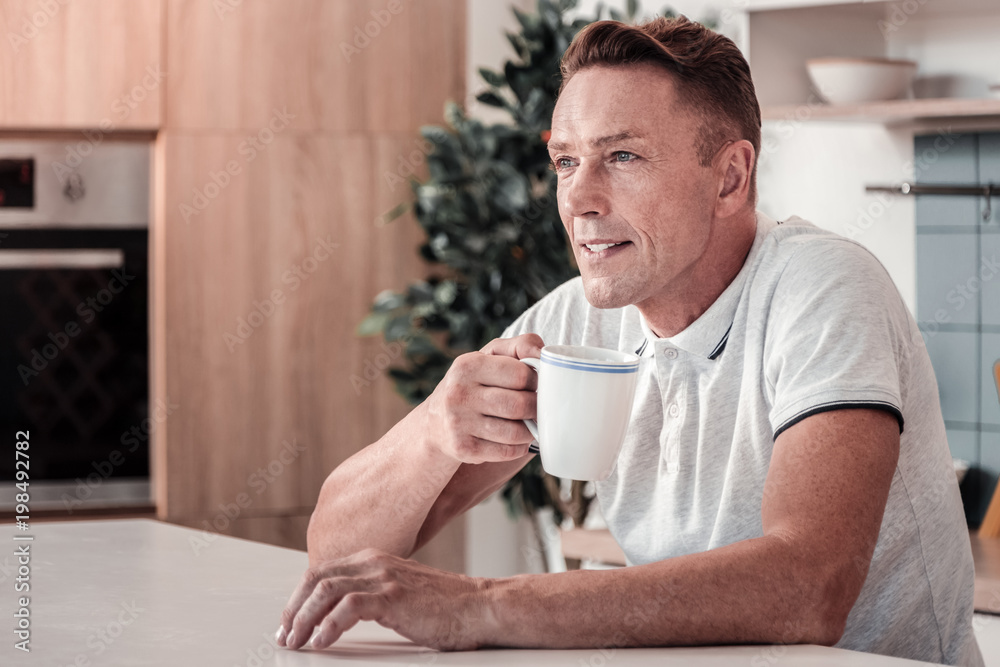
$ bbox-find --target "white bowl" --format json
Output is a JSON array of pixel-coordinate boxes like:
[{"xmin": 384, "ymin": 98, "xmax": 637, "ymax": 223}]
[{"xmin": 806, "ymin": 57, "xmax": 917, "ymax": 105}]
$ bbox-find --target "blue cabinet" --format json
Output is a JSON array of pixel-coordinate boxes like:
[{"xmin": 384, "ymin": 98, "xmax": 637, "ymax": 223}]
[{"xmin": 916, "ymin": 131, "xmax": 1000, "ymax": 525}]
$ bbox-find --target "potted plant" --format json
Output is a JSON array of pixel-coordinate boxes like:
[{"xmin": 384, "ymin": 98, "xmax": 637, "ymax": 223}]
[{"xmin": 360, "ymin": 0, "xmax": 708, "ymax": 570}]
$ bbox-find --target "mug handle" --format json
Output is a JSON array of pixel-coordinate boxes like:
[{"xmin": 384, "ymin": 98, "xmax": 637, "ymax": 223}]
[{"xmin": 520, "ymin": 358, "xmax": 541, "ymax": 454}]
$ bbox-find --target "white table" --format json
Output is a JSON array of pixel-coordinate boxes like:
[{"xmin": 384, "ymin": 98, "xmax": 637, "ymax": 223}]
[{"xmin": 0, "ymin": 519, "xmax": 938, "ymax": 666}]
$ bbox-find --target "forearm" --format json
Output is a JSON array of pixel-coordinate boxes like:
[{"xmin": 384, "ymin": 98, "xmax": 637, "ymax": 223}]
[
  {"xmin": 306, "ymin": 405, "xmax": 461, "ymax": 566},
  {"xmin": 479, "ymin": 534, "xmax": 851, "ymax": 649}
]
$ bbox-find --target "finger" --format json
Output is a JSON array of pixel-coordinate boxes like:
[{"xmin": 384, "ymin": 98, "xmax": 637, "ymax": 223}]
[
  {"xmin": 279, "ymin": 568, "xmax": 330, "ymax": 647},
  {"xmin": 472, "ymin": 355, "xmax": 538, "ymax": 392},
  {"xmin": 456, "ymin": 435, "xmax": 532, "ymax": 464},
  {"xmin": 470, "ymin": 415, "xmax": 534, "ymax": 446},
  {"xmin": 310, "ymin": 593, "xmax": 386, "ymax": 650},
  {"xmin": 474, "ymin": 387, "xmax": 536, "ymax": 421},
  {"xmin": 279, "ymin": 555, "xmax": 379, "ymax": 646},
  {"xmin": 480, "ymin": 333, "xmax": 544, "ymax": 360},
  {"xmin": 288, "ymin": 576, "xmax": 370, "ymax": 650}
]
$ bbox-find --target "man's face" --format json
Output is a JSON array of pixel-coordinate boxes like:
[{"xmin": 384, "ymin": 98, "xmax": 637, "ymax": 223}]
[{"xmin": 548, "ymin": 64, "xmax": 723, "ymax": 311}]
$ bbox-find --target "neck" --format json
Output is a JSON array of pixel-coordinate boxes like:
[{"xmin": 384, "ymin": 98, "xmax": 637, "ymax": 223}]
[{"xmin": 638, "ymin": 209, "xmax": 757, "ymax": 338}]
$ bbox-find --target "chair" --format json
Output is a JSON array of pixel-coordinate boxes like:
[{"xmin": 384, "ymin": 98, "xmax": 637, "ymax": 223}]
[{"xmin": 980, "ymin": 361, "xmax": 1000, "ymax": 538}]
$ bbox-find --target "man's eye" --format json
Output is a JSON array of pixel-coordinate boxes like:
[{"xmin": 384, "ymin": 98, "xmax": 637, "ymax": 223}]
[
  {"xmin": 551, "ymin": 157, "xmax": 575, "ymax": 171},
  {"xmin": 613, "ymin": 151, "xmax": 637, "ymax": 162}
]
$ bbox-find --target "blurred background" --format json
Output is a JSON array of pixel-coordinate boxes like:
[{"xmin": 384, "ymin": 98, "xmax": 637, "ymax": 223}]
[{"xmin": 0, "ymin": 0, "xmax": 999, "ymax": 589}]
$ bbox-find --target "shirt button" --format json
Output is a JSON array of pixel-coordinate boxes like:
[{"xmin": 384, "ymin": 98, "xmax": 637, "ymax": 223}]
[
  {"xmin": 664, "ymin": 348, "xmax": 678, "ymax": 359},
  {"xmin": 668, "ymin": 404, "xmax": 680, "ymax": 418}
]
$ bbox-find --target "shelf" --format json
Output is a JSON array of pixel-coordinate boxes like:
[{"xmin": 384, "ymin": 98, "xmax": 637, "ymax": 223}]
[
  {"xmin": 746, "ymin": 0, "xmax": 1000, "ymax": 13},
  {"xmin": 762, "ymin": 98, "xmax": 1000, "ymax": 123},
  {"xmin": 971, "ymin": 532, "xmax": 1000, "ymax": 614}
]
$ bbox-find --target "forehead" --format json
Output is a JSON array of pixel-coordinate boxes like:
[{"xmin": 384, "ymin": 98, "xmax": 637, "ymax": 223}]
[{"xmin": 550, "ymin": 64, "xmax": 696, "ymax": 146}]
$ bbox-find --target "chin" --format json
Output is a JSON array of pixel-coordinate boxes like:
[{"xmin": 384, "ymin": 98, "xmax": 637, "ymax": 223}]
[{"xmin": 581, "ymin": 277, "xmax": 637, "ymax": 310}]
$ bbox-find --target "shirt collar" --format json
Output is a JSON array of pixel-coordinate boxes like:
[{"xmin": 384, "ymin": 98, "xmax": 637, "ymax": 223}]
[{"xmin": 634, "ymin": 210, "xmax": 777, "ymax": 360}]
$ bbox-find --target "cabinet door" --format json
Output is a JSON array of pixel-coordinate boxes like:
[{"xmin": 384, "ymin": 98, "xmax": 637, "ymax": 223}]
[
  {"xmin": 153, "ymin": 0, "xmax": 468, "ymax": 569},
  {"xmin": 0, "ymin": 0, "xmax": 161, "ymax": 129}
]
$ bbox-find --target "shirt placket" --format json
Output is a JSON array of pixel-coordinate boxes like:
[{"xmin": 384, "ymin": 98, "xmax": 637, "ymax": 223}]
[{"xmin": 655, "ymin": 342, "xmax": 683, "ymax": 475}]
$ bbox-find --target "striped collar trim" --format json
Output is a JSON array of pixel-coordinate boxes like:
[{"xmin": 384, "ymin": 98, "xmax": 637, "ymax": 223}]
[{"xmin": 632, "ymin": 211, "xmax": 775, "ymax": 360}]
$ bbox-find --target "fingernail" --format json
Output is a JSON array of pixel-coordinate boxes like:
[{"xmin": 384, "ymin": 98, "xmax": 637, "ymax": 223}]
[
  {"xmin": 275, "ymin": 626, "xmax": 286, "ymax": 646},
  {"xmin": 287, "ymin": 629, "xmax": 296, "ymax": 648}
]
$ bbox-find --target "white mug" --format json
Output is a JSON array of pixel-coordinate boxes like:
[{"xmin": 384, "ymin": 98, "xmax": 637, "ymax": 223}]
[{"xmin": 520, "ymin": 345, "xmax": 639, "ymax": 481}]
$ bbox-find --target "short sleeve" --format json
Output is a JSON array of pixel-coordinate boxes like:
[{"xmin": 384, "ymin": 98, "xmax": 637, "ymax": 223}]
[{"xmin": 763, "ymin": 239, "xmax": 910, "ymax": 439}]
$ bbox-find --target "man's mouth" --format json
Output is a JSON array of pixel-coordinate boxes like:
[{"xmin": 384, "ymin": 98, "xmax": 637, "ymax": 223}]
[{"xmin": 581, "ymin": 241, "xmax": 631, "ymax": 254}]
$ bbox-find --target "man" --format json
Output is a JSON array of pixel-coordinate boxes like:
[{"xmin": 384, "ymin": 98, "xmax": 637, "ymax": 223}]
[{"xmin": 276, "ymin": 17, "xmax": 983, "ymax": 666}]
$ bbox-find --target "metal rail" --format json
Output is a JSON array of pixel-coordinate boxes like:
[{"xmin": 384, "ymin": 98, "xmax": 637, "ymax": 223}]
[{"xmin": 865, "ymin": 182, "xmax": 998, "ymax": 221}]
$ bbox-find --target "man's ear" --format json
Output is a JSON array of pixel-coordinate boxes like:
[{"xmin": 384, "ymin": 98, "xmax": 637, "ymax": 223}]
[{"xmin": 715, "ymin": 140, "xmax": 755, "ymax": 218}]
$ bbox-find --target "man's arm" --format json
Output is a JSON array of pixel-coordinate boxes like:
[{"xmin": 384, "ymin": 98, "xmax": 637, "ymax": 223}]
[
  {"xmin": 305, "ymin": 335, "xmax": 542, "ymax": 567},
  {"xmin": 281, "ymin": 407, "xmax": 899, "ymax": 651},
  {"xmin": 479, "ymin": 407, "xmax": 900, "ymax": 648}
]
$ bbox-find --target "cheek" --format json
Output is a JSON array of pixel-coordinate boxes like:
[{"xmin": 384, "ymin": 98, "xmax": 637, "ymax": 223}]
[{"xmin": 557, "ymin": 195, "xmax": 574, "ymax": 239}]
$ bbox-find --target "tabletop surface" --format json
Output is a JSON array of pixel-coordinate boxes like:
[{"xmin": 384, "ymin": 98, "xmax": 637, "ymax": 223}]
[{"xmin": 0, "ymin": 519, "xmax": 941, "ymax": 666}]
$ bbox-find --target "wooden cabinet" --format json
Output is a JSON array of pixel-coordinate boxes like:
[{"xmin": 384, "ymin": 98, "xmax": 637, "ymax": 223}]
[
  {"xmin": 0, "ymin": 0, "xmax": 161, "ymax": 129},
  {"xmin": 0, "ymin": 0, "xmax": 469, "ymax": 572},
  {"xmin": 152, "ymin": 0, "xmax": 468, "ymax": 572},
  {"xmin": 163, "ymin": 0, "xmax": 465, "ymax": 133}
]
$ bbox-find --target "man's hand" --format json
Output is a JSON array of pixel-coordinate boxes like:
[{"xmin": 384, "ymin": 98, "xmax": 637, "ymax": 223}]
[
  {"xmin": 416, "ymin": 333, "xmax": 543, "ymax": 464},
  {"xmin": 277, "ymin": 549, "xmax": 485, "ymax": 651}
]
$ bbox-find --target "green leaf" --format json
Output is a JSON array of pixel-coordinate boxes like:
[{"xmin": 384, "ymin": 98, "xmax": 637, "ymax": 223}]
[
  {"xmin": 385, "ymin": 314, "xmax": 413, "ymax": 342},
  {"xmin": 476, "ymin": 91, "xmax": 506, "ymax": 108},
  {"xmin": 404, "ymin": 336, "xmax": 443, "ymax": 358},
  {"xmin": 444, "ymin": 101, "xmax": 464, "ymax": 128},
  {"xmin": 372, "ymin": 289, "xmax": 406, "ymax": 312},
  {"xmin": 388, "ymin": 367, "xmax": 415, "ymax": 381},
  {"xmin": 538, "ymin": 0, "xmax": 561, "ymax": 30},
  {"xmin": 505, "ymin": 31, "xmax": 527, "ymax": 58},
  {"xmin": 376, "ymin": 201, "xmax": 409, "ymax": 226},
  {"xmin": 433, "ymin": 280, "xmax": 458, "ymax": 306},
  {"xmin": 478, "ymin": 67, "xmax": 507, "ymax": 88},
  {"xmin": 357, "ymin": 311, "xmax": 390, "ymax": 337},
  {"xmin": 512, "ymin": 7, "xmax": 537, "ymax": 33},
  {"xmin": 626, "ymin": 0, "xmax": 639, "ymax": 20}
]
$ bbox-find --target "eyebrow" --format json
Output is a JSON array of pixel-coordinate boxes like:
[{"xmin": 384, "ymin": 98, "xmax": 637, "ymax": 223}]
[{"xmin": 547, "ymin": 130, "xmax": 642, "ymax": 153}]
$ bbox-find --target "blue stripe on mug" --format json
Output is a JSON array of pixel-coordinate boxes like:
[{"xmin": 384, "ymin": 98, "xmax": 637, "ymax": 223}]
[{"xmin": 540, "ymin": 356, "xmax": 638, "ymax": 374}]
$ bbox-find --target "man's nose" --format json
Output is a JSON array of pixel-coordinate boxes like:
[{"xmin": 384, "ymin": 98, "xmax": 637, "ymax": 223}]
[{"xmin": 562, "ymin": 161, "xmax": 611, "ymax": 219}]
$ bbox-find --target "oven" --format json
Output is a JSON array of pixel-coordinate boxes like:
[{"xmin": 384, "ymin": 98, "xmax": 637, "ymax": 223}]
[{"xmin": 0, "ymin": 137, "xmax": 151, "ymax": 512}]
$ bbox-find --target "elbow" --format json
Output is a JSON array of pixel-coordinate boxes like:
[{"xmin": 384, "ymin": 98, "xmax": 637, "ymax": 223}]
[
  {"xmin": 305, "ymin": 509, "xmax": 323, "ymax": 567},
  {"xmin": 806, "ymin": 612, "xmax": 847, "ymax": 648},
  {"xmin": 795, "ymin": 563, "xmax": 862, "ymax": 647},
  {"xmin": 305, "ymin": 476, "xmax": 335, "ymax": 567}
]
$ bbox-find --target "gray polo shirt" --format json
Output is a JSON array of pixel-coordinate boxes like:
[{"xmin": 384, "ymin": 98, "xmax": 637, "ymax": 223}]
[{"xmin": 502, "ymin": 211, "xmax": 982, "ymax": 666}]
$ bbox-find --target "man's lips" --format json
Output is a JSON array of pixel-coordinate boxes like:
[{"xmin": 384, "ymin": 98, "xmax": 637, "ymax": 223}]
[{"xmin": 580, "ymin": 240, "xmax": 632, "ymax": 254}]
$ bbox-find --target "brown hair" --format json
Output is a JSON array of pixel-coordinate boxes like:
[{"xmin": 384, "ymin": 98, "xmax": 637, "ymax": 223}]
[{"xmin": 560, "ymin": 16, "xmax": 761, "ymax": 196}]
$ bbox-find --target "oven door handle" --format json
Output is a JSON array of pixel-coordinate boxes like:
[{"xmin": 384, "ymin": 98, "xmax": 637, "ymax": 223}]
[{"xmin": 0, "ymin": 249, "xmax": 125, "ymax": 270}]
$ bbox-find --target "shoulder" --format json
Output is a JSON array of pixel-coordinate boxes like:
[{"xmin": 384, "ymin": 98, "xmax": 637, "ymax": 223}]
[
  {"xmin": 761, "ymin": 217, "xmax": 900, "ymax": 301},
  {"xmin": 753, "ymin": 216, "xmax": 917, "ymax": 359}
]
